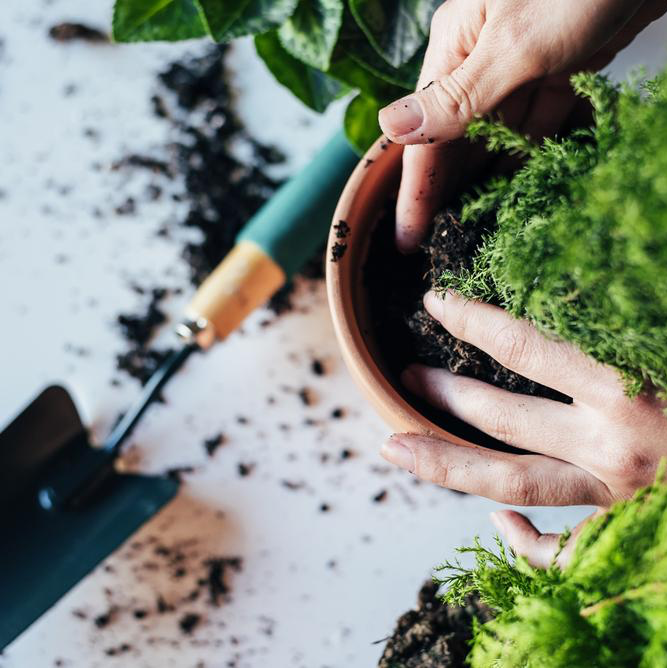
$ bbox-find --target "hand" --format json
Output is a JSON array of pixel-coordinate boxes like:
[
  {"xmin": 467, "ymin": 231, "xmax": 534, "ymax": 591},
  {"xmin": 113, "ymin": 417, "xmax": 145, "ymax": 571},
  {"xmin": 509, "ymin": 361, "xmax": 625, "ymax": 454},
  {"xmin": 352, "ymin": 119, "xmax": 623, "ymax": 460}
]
[
  {"xmin": 380, "ymin": 291, "xmax": 667, "ymax": 567},
  {"xmin": 378, "ymin": 0, "xmax": 667, "ymax": 253}
]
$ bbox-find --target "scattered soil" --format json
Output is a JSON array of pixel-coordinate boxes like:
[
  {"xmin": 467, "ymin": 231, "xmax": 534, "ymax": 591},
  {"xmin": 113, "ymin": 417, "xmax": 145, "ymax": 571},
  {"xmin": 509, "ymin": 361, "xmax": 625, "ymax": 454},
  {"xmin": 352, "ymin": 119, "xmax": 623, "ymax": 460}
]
[
  {"xmin": 113, "ymin": 45, "xmax": 326, "ymax": 382},
  {"xmin": 365, "ymin": 207, "xmax": 569, "ymax": 449},
  {"xmin": 203, "ymin": 557, "xmax": 243, "ymax": 605},
  {"xmin": 156, "ymin": 47, "xmax": 287, "ymax": 289},
  {"xmin": 203, "ymin": 433, "xmax": 226, "ymax": 457},
  {"xmin": 178, "ymin": 612, "xmax": 201, "ymax": 635},
  {"xmin": 117, "ymin": 288, "xmax": 168, "ymax": 349},
  {"xmin": 115, "ymin": 347, "xmax": 174, "ymax": 386},
  {"xmin": 237, "ymin": 462, "xmax": 255, "ymax": 477},
  {"xmin": 115, "ymin": 287, "xmax": 173, "ymax": 386},
  {"xmin": 330, "ymin": 220, "xmax": 351, "ymax": 263},
  {"xmin": 114, "ymin": 197, "xmax": 136, "ymax": 216},
  {"xmin": 281, "ymin": 480, "xmax": 305, "ymax": 491},
  {"xmin": 372, "ymin": 489, "xmax": 388, "ymax": 503},
  {"xmin": 93, "ymin": 607, "xmax": 117, "ymax": 629},
  {"xmin": 311, "ymin": 359, "xmax": 326, "ymax": 376},
  {"xmin": 330, "ymin": 241, "xmax": 347, "ymax": 263},
  {"xmin": 48, "ymin": 22, "xmax": 108, "ymax": 43},
  {"xmin": 378, "ymin": 581, "xmax": 492, "ymax": 668},
  {"xmin": 70, "ymin": 530, "xmax": 243, "ymax": 659},
  {"xmin": 298, "ymin": 387, "xmax": 316, "ymax": 406},
  {"xmin": 104, "ymin": 643, "xmax": 132, "ymax": 657},
  {"xmin": 111, "ymin": 154, "xmax": 172, "ymax": 177}
]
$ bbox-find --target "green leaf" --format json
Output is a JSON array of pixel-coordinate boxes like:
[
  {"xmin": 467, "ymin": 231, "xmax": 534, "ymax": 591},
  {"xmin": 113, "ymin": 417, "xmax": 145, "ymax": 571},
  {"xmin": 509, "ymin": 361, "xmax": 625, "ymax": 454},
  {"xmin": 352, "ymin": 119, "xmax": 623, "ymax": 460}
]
[
  {"xmin": 344, "ymin": 94, "xmax": 381, "ymax": 154},
  {"xmin": 337, "ymin": 11, "xmax": 420, "ymax": 89},
  {"xmin": 112, "ymin": 0, "xmax": 207, "ymax": 42},
  {"xmin": 346, "ymin": 42, "xmax": 422, "ymax": 89},
  {"xmin": 211, "ymin": 0, "xmax": 299, "ymax": 42},
  {"xmin": 196, "ymin": 0, "xmax": 252, "ymax": 41},
  {"xmin": 349, "ymin": 0, "xmax": 439, "ymax": 68},
  {"xmin": 328, "ymin": 52, "xmax": 404, "ymax": 102},
  {"xmin": 255, "ymin": 30, "xmax": 343, "ymax": 112},
  {"xmin": 278, "ymin": 0, "xmax": 344, "ymax": 70}
]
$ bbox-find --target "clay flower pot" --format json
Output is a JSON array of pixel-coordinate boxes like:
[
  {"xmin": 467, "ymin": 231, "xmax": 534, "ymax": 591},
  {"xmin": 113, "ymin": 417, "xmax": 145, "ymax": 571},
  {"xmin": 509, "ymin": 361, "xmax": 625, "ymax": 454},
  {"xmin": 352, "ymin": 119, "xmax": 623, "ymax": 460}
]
[{"xmin": 326, "ymin": 137, "xmax": 469, "ymax": 445}]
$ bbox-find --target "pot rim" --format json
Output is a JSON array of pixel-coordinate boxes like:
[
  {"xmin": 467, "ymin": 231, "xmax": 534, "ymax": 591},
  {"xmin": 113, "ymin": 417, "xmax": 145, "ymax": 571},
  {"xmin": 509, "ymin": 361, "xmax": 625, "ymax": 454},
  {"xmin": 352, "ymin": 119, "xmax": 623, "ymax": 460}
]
[{"xmin": 325, "ymin": 136, "xmax": 471, "ymax": 445}]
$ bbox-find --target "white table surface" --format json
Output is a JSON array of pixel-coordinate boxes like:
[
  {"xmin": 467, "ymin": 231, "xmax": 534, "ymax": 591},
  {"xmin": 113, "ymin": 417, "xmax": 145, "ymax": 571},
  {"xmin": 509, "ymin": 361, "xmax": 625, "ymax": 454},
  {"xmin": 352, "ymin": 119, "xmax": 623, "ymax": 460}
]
[{"xmin": 1, "ymin": 3, "xmax": 665, "ymax": 667}]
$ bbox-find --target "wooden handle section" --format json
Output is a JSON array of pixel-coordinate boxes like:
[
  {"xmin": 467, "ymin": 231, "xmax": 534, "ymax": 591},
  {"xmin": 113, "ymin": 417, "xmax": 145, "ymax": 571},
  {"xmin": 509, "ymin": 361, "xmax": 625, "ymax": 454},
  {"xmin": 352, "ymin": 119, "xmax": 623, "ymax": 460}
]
[{"xmin": 185, "ymin": 240, "xmax": 285, "ymax": 342}]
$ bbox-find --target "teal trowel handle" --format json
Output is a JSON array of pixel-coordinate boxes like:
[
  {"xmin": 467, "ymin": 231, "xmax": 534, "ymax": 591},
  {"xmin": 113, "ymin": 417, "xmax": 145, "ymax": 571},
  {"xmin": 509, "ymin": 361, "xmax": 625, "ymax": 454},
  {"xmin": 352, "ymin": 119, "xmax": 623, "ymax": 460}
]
[
  {"xmin": 181, "ymin": 131, "xmax": 359, "ymax": 343},
  {"xmin": 238, "ymin": 131, "xmax": 359, "ymax": 279}
]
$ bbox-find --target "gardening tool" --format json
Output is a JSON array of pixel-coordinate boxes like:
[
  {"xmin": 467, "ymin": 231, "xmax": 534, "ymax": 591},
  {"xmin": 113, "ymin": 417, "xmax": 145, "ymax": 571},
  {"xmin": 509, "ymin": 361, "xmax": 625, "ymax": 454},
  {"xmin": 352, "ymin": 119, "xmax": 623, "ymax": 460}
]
[{"xmin": 0, "ymin": 131, "xmax": 359, "ymax": 649}]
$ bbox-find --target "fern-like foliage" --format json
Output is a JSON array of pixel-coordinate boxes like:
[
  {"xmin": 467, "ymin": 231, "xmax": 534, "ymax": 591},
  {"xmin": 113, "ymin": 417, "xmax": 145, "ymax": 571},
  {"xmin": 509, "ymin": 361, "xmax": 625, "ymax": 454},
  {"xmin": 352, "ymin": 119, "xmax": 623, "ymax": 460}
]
[
  {"xmin": 439, "ymin": 68, "xmax": 667, "ymax": 398},
  {"xmin": 435, "ymin": 465, "xmax": 667, "ymax": 667}
]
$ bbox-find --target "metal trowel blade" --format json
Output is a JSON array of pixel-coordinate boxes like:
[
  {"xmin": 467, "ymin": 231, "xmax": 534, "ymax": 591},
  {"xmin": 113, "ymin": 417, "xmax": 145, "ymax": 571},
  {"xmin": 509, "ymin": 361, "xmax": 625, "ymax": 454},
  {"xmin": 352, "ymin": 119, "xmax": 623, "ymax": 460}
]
[{"xmin": 0, "ymin": 385, "xmax": 178, "ymax": 649}]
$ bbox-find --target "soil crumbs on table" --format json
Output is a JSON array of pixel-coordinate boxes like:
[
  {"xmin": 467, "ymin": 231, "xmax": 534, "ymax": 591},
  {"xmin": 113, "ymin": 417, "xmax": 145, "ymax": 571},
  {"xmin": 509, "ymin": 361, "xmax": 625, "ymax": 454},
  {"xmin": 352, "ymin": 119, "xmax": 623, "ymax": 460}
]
[
  {"xmin": 112, "ymin": 45, "xmax": 324, "ymax": 383},
  {"xmin": 48, "ymin": 22, "xmax": 108, "ymax": 43},
  {"xmin": 68, "ymin": 530, "xmax": 243, "ymax": 658},
  {"xmin": 378, "ymin": 581, "xmax": 492, "ymax": 668}
]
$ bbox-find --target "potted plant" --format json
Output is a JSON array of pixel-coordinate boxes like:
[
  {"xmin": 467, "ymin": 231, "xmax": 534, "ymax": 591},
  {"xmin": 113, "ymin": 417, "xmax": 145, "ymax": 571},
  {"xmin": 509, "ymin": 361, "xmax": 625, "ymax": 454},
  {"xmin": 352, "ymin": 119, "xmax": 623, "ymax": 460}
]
[
  {"xmin": 110, "ymin": 5, "xmax": 667, "ymax": 662},
  {"xmin": 378, "ymin": 466, "xmax": 667, "ymax": 667},
  {"xmin": 327, "ymin": 68, "xmax": 667, "ymax": 446}
]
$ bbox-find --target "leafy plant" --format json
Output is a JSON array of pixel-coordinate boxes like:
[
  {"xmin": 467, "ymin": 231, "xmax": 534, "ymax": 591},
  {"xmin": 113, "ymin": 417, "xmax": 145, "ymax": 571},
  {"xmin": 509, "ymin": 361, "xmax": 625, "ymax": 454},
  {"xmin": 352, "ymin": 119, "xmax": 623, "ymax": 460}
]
[
  {"xmin": 435, "ymin": 464, "xmax": 667, "ymax": 667},
  {"xmin": 440, "ymin": 66, "xmax": 667, "ymax": 399},
  {"xmin": 111, "ymin": 0, "xmax": 441, "ymax": 152}
]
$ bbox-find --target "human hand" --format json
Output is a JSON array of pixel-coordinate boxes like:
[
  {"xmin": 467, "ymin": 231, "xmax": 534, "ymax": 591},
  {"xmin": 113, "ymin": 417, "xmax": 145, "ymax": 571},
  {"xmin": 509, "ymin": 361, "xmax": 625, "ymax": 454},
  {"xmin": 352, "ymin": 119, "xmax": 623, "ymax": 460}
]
[
  {"xmin": 378, "ymin": 0, "xmax": 667, "ymax": 253},
  {"xmin": 379, "ymin": 290, "xmax": 667, "ymax": 567}
]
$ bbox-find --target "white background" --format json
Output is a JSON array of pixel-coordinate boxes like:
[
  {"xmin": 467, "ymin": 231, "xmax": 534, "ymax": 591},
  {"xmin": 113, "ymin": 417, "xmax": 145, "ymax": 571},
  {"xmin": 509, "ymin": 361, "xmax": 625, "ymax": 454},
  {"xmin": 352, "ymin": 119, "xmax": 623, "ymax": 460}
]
[{"xmin": 0, "ymin": 2, "xmax": 665, "ymax": 666}]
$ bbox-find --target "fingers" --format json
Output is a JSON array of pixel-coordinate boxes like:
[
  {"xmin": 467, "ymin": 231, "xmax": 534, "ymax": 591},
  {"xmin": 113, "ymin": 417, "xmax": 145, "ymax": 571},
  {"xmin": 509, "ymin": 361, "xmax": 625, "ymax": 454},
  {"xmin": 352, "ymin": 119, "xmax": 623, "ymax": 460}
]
[
  {"xmin": 423, "ymin": 290, "xmax": 627, "ymax": 408},
  {"xmin": 395, "ymin": 141, "xmax": 465, "ymax": 252},
  {"xmin": 491, "ymin": 509, "xmax": 596, "ymax": 569},
  {"xmin": 380, "ymin": 433, "xmax": 611, "ymax": 506},
  {"xmin": 490, "ymin": 510, "xmax": 565, "ymax": 569},
  {"xmin": 402, "ymin": 364, "xmax": 594, "ymax": 467},
  {"xmin": 379, "ymin": 24, "xmax": 541, "ymax": 145},
  {"xmin": 390, "ymin": 0, "xmax": 483, "ymax": 252}
]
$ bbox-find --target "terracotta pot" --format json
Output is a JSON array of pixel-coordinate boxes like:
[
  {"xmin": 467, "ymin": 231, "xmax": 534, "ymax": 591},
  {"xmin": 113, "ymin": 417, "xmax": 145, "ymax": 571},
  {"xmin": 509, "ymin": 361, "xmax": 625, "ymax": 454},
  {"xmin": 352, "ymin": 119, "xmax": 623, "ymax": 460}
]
[{"xmin": 326, "ymin": 137, "xmax": 470, "ymax": 445}]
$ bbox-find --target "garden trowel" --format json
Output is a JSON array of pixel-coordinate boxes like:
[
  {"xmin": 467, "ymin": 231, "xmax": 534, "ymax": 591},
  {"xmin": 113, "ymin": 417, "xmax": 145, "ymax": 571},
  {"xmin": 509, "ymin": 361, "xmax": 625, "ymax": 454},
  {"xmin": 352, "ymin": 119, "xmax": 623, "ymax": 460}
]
[{"xmin": 0, "ymin": 132, "xmax": 358, "ymax": 649}]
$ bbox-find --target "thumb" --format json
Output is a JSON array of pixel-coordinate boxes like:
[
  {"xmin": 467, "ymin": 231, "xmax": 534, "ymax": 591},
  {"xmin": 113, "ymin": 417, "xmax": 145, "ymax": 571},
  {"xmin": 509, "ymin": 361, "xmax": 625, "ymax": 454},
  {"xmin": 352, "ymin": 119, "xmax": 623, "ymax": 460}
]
[
  {"xmin": 490, "ymin": 510, "xmax": 567, "ymax": 570},
  {"xmin": 378, "ymin": 35, "xmax": 539, "ymax": 144}
]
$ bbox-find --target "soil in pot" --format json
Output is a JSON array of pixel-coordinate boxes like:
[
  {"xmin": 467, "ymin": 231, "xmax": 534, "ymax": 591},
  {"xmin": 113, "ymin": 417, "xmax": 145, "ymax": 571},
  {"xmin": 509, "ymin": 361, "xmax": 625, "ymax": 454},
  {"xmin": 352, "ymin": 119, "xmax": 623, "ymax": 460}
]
[
  {"xmin": 378, "ymin": 580, "xmax": 492, "ymax": 668},
  {"xmin": 365, "ymin": 205, "xmax": 568, "ymax": 448}
]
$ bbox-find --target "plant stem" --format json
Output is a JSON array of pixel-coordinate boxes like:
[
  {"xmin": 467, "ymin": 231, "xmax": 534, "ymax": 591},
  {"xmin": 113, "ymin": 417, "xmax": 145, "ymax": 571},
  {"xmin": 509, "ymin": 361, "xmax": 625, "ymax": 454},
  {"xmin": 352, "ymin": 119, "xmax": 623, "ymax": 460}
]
[{"xmin": 580, "ymin": 582, "xmax": 667, "ymax": 617}]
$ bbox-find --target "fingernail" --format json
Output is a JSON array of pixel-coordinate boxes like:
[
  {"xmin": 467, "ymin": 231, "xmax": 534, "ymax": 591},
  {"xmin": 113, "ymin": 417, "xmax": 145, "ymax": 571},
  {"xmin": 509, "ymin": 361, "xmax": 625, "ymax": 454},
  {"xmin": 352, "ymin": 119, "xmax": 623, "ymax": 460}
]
[
  {"xmin": 379, "ymin": 96, "xmax": 424, "ymax": 137},
  {"xmin": 380, "ymin": 436, "xmax": 415, "ymax": 472},
  {"xmin": 400, "ymin": 366, "xmax": 420, "ymax": 394}
]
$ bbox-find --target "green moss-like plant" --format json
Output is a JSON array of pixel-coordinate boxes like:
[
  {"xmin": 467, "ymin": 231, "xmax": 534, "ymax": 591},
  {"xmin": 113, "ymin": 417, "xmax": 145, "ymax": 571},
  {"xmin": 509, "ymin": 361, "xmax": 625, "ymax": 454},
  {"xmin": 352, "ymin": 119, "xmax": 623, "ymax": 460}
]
[
  {"xmin": 440, "ymin": 67, "xmax": 667, "ymax": 399},
  {"xmin": 436, "ymin": 464, "xmax": 667, "ymax": 667}
]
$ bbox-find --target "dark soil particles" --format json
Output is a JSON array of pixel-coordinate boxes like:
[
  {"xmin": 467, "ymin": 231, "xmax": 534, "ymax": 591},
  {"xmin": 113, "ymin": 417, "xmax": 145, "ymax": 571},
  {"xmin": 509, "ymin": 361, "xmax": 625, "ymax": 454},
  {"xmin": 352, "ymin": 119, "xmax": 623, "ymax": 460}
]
[
  {"xmin": 48, "ymin": 22, "xmax": 108, "ymax": 43},
  {"xmin": 112, "ymin": 45, "xmax": 325, "ymax": 383},
  {"xmin": 69, "ymin": 531, "xmax": 243, "ymax": 658},
  {"xmin": 365, "ymin": 206, "xmax": 569, "ymax": 450},
  {"xmin": 378, "ymin": 581, "xmax": 492, "ymax": 668}
]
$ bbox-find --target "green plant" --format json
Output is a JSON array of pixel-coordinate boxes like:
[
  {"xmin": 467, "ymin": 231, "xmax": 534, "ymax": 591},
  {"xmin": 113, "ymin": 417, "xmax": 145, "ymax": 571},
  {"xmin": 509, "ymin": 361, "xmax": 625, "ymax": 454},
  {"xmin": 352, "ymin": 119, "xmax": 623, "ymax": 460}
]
[
  {"xmin": 436, "ymin": 464, "xmax": 667, "ymax": 667},
  {"xmin": 111, "ymin": 0, "xmax": 441, "ymax": 153},
  {"xmin": 440, "ymin": 67, "xmax": 667, "ymax": 399}
]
